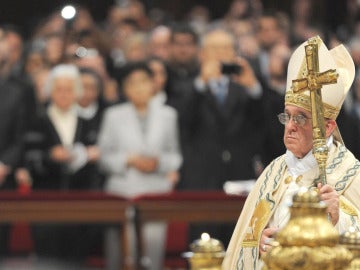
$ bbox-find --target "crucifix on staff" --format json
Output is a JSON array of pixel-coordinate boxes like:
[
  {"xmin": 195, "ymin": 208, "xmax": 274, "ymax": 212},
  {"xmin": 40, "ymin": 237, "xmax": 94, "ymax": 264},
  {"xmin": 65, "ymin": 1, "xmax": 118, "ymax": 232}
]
[{"xmin": 291, "ymin": 36, "xmax": 339, "ymax": 185}]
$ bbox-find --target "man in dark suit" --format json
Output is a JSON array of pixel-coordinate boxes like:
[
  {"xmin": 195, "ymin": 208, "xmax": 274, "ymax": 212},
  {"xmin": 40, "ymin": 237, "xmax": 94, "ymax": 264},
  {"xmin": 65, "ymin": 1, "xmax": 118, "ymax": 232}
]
[
  {"xmin": 260, "ymin": 43, "xmax": 291, "ymax": 165},
  {"xmin": 250, "ymin": 12, "xmax": 284, "ymax": 88},
  {"xmin": 176, "ymin": 28, "xmax": 265, "ymax": 246},
  {"xmin": 0, "ymin": 78, "xmax": 26, "ymax": 190},
  {"xmin": 0, "ymin": 35, "xmax": 28, "ymax": 256},
  {"xmin": 166, "ymin": 23, "xmax": 200, "ymax": 115},
  {"xmin": 178, "ymin": 28, "xmax": 265, "ymax": 190}
]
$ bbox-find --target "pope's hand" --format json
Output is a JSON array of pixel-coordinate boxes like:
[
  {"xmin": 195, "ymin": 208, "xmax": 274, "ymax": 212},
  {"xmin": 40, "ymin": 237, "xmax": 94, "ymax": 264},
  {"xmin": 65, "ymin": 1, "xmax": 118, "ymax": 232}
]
[
  {"xmin": 259, "ymin": 227, "xmax": 278, "ymax": 256},
  {"xmin": 317, "ymin": 183, "xmax": 339, "ymax": 225}
]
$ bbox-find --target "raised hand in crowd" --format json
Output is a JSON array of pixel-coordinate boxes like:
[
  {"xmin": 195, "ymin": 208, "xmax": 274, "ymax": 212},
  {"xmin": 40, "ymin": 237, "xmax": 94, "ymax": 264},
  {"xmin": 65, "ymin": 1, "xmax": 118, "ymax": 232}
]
[{"xmin": 230, "ymin": 57, "xmax": 259, "ymax": 89}]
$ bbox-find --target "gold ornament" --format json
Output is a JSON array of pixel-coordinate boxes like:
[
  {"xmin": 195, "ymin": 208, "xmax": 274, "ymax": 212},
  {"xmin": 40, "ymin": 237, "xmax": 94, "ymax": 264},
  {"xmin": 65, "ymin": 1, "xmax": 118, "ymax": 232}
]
[
  {"xmin": 262, "ymin": 188, "xmax": 353, "ymax": 270},
  {"xmin": 183, "ymin": 232, "xmax": 225, "ymax": 270},
  {"xmin": 340, "ymin": 228, "xmax": 360, "ymax": 270}
]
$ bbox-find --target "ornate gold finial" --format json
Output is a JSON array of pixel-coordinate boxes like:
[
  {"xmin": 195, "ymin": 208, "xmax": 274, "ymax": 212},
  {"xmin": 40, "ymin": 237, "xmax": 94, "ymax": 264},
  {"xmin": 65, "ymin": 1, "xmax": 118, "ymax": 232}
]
[
  {"xmin": 183, "ymin": 233, "xmax": 225, "ymax": 270},
  {"xmin": 262, "ymin": 188, "xmax": 353, "ymax": 270},
  {"xmin": 291, "ymin": 36, "xmax": 339, "ymax": 186},
  {"xmin": 340, "ymin": 228, "xmax": 360, "ymax": 269}
]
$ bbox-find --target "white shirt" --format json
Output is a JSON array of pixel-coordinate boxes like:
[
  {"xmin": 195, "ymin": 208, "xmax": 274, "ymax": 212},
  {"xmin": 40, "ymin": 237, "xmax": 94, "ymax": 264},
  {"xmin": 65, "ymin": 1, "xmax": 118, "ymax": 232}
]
[
  {"xmin": 47, "ymin": 104, "xmax": 78, "ymax": 148},
  {"xmin": 269, "ymin": 136, "xmax": 334, "ymax": 229}
]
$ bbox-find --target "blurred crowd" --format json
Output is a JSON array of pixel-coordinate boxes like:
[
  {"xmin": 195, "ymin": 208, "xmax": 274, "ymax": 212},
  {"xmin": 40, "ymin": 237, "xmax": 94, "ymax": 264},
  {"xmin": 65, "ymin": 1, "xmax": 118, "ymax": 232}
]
[{"xmin": 1, "ymin": 0, "xmax": 360, "ymax": 268}]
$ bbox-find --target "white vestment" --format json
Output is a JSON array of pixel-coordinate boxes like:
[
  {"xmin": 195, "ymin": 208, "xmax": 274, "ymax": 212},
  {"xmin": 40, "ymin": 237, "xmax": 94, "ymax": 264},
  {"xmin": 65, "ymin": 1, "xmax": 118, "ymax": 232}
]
[{"xmin": 222, "ymin": 140, "xmax": 360, "ymax": 270}]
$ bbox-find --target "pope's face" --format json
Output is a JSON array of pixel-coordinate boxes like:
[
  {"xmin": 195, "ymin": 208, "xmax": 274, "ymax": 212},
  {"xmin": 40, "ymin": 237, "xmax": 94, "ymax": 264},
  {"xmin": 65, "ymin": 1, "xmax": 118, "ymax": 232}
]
[{"xmin": 283, "ymin": 105, "xmax": 313, "ymax": 158}]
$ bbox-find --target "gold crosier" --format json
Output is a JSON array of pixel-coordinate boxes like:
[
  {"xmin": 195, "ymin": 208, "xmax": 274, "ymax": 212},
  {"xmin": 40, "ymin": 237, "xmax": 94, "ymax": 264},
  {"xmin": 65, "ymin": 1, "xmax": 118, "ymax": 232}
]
[{"xmin": 291, "ymin": 37, "xmax": 339, "ymax": 185}]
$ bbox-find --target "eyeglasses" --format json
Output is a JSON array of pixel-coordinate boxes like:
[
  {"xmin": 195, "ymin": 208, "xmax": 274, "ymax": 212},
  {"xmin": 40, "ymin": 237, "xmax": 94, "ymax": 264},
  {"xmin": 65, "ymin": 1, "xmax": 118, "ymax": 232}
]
[{"xmin": 277, "ymin": 113, "xmax": 311, "ymax": 127}]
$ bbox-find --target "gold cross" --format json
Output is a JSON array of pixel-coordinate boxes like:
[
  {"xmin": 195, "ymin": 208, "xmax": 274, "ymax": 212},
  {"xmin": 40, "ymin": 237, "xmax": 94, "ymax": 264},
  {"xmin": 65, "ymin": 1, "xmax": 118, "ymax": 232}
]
[{"xmin": 291, "ymin": 37, "xmax": 338, "ymax": 185}]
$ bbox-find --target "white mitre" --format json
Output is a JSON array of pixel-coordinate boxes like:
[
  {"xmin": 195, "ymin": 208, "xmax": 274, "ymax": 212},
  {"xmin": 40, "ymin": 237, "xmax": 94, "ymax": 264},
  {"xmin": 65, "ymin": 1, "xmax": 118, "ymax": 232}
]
[{"xmin": 285, "ymin": 36, "xmax": 355, "ymax": 120}]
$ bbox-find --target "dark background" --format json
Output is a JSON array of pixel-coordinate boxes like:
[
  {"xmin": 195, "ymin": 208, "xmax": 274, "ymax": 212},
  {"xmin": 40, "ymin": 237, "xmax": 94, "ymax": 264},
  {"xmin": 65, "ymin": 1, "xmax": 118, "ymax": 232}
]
[{"xmin": 0, "ymin": 0, "xmax": 348, "ymax": 38}]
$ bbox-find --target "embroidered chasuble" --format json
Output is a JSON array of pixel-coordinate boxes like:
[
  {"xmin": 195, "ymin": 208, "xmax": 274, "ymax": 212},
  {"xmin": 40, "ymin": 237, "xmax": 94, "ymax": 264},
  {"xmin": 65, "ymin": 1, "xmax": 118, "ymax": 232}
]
[{"xmin": 222, "ymin": 141, "xmax": 360, "ymax": 270}]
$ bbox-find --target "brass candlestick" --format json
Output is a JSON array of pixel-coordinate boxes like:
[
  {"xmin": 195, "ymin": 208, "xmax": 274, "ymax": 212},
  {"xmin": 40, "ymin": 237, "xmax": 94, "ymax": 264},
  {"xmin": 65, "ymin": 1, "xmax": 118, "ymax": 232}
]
[{"xmin": 183, "ymin": 233, "xmax": 225, "ymax": 270}]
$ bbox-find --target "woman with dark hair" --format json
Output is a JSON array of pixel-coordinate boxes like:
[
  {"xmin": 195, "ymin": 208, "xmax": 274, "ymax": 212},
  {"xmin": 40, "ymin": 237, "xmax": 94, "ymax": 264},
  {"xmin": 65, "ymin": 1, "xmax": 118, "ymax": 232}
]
[{"xmin": 98, "ymin": 61, "xmax": 182, "ymax": 270}]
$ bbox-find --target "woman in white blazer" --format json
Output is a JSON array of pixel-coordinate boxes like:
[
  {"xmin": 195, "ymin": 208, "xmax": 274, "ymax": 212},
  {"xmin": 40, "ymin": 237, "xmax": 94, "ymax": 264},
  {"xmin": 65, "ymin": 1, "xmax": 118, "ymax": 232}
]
[{"xmin": 98, "ymin": 62, "xmax": 182, "ymax": 270}]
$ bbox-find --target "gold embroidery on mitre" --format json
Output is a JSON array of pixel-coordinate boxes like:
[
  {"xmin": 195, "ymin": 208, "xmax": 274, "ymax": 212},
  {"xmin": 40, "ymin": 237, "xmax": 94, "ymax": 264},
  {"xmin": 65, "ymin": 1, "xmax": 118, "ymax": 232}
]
[
  {"xmin": 285, "ymin": 91, "xmax": 339, "ymax": 120},
  {"xmin": 308, "ymin": 35, "xmax": 322, "ymax": 45},
  {"xmin": 340, "ymin": 197, "xmax": 358, "ymax": 216},
  {"xmin": 242, "ymin": 199, "xmax": 271, "ymax": 247},
  {"xmin": 285, "ymin": 36, "xmax": 340, "ymax": 120}
]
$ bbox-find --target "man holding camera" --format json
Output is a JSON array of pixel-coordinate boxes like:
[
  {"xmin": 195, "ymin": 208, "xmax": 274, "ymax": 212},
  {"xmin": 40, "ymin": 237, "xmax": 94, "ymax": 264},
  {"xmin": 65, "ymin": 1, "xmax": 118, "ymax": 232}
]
[
  {"xmin": 177, "ymin": 28, "xmax": 265, "ymax": 245},
  {"xmin": 179, "ymin": 28, "xmax": 264, "ymax": 190}
]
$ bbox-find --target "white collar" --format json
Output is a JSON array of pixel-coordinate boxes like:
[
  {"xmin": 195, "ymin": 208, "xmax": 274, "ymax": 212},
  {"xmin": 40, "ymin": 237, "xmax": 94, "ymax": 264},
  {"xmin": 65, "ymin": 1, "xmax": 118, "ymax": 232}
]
[
  {"xmin": 76, "ymin": 102, "xmax": 98, "ymax": 120},
  {"xmin": 47, "ymin": 104, "xmax": 78, "ymax": 148},
  {"xmin": 151, "ymin": 91, "xmax": 167, "ymax": 106},
  {"xmin": 285, "ymin": 135, "xmax": 334, "ymax": 178},
  {"xmin": 47, "ymin": 104, "xmax": 77, "ymax": 117}
]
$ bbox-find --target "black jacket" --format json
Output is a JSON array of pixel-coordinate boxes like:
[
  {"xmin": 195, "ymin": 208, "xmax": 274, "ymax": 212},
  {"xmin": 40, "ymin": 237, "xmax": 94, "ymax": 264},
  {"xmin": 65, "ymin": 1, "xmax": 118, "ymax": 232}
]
[{"xmin": 177, "ymin": 81, "xmax": 266, "ymax": 190}]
